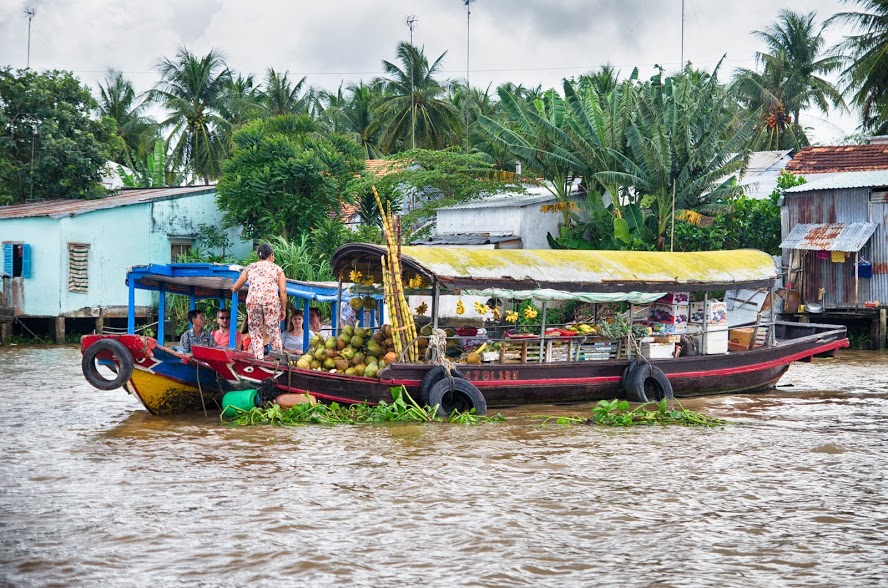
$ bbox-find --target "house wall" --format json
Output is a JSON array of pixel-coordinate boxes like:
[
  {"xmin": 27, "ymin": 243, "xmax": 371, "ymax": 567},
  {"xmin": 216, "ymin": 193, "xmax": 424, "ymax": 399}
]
[
  {"xmin": 782, "ymin": 187, "xmax": 888, "ymax": 308},
  {"xmin": 58, "ymin": 205, "xmax": 153, "ymax": 315},
  {"xmin": 0, "ymin": 217, "xmax": 62, "ymax": 316},
  {"xmin": 436, "ymin": 203, "xmax": 565, "ymax": 250},
  {"xmin": 1, "ymin": 191, "xmax": 253, "ymax": 319},
  {"xmin": 148, "ymin": 193, "xmax": 252, "ymax": 262}
]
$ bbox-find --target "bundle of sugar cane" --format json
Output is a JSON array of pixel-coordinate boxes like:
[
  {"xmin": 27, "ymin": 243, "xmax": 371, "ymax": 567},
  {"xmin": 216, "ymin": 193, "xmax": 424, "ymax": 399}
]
[{"xmin": 373, "ymin": 187, "xmax": 418, "ymax": 362}]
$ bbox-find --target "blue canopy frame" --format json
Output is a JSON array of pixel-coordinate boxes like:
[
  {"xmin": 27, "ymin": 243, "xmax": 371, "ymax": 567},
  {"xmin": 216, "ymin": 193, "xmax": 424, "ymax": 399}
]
[{"xmin": 125, "ymin": 263, "xmax": 383, "ymax": 350}]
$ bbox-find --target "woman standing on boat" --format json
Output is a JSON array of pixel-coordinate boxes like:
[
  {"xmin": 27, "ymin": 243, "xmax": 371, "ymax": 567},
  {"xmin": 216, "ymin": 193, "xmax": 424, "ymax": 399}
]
[{"xmin": 231, "ymin": 243, "xmax": 287, "ymax": 359}]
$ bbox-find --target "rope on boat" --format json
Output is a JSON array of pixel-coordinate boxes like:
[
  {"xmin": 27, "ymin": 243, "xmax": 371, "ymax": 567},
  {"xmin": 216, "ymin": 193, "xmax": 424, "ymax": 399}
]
[
  {"xmin": 426, "ymin": 328, "xmax": 457, "ymax": 372},
  {"xmin": 196, "ymin": 363, "xmax": 208, "ymax": 418}
]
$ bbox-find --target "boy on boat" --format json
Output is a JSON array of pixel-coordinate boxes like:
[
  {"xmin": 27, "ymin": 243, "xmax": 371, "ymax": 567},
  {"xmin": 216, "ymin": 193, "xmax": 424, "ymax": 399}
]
[{"xmin": 178, "ymin": 309, "xmax": 215, "ymax": 353}]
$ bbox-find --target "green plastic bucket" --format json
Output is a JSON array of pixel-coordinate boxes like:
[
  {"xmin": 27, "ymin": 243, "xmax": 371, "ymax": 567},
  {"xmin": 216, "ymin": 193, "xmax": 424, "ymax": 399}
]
[{"xmin": 221, "ymin": 389, "xmax": 258, "ymax": 418}]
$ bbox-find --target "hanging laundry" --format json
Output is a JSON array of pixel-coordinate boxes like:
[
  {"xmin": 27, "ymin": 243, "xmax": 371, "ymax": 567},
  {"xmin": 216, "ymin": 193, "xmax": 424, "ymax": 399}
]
[{"xmin": 830, "ymin": 251, "xmax": 847, "ymax": 263}]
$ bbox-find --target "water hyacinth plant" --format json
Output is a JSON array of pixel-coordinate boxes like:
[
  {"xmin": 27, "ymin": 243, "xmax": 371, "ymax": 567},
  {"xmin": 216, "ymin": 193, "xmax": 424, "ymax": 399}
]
[
  {"xmin": 224, "ymin": 386, "xmax": 505, "ymax": 426},
  {"xmin": 538, "ymin": 399, "xmax": 730, "ymax": 427}
]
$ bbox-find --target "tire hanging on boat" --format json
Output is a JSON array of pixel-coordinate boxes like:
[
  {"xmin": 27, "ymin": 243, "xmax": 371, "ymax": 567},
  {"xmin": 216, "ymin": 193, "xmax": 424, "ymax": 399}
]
[
  {"xmin": 621, "ymin": 362, "xmax": 673, "ymax": 403},
  {"xmin": 81, "ymin": 339, "xmax": 135, "ymax": 391},
  {"xmin": 418, "ymin": 365, "xmax": 466, "ymax": 406},
  {"xmin": 426, "ymin": 377, "xmax": 486, "ymax": 417}
]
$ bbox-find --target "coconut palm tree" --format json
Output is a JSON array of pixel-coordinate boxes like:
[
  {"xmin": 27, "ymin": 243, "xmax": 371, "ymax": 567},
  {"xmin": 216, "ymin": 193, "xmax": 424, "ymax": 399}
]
[
  {"xmin": 828, "ymin": 0, "xmax": 888, "ymax": 132},
  {"xmin": 262, "ymin": 68, "xmax": 316, "ymax": 117},
  {"xmin": 317, "ymin": 82, "xmax": 385, "ymax": 158},
  {"xmin": 733, "ymin": 9, "xmax": 843, "ymax": 143},
  {"xmin": 96, "ymin": 69, "xmax": 158, "ymax": 167},
  {"xmin": 149, "ymin": 47, "xmax": 232, "ymax": 183},
  {"xmin": 374, "ymin": 42, "xmax": 461, "ymax": 152}
]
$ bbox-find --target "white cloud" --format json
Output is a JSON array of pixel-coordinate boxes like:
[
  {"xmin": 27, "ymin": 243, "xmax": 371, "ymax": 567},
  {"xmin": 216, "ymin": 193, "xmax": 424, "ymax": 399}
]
[{"xmin": 0, "ymin": 0, "xmax": 860, "ymax": 141}]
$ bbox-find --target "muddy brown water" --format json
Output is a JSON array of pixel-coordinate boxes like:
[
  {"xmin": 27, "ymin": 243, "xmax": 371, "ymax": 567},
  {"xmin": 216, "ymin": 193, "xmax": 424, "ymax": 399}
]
[{"xmin": 0, "ymin": 346, "xmax": 886, "ymax": 587}]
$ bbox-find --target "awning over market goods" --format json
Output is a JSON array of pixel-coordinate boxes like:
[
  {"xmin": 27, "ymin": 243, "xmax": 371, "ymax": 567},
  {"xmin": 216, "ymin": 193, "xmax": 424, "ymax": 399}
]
[
  {"xmin": 331, "ymin": 245, "xmax": 778, "ymax": 294},
  {"xmin": 779, "ymin": 223, "xmax": 878, "ymax": 252}
]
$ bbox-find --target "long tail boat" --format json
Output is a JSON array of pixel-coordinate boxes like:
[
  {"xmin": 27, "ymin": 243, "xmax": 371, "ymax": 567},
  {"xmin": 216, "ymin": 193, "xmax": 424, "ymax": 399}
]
[
  {"xmin": 192, "ymin": 246, "xmax": 848, "ymax": 415},
  {"xmin": 79, "ymin": 263, "xmax": 373, "ymax": 415}
]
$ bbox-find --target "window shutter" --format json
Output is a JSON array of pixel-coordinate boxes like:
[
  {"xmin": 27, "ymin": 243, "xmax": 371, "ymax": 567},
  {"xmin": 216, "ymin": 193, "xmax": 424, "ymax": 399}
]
[
  {"xmin": 20, "ymin": 244, "xmax": 31, "ymax": 278},
  {"xmin": 2, "ymin": 244, "xmax": 11, "ymax": 276},
  {"xmin": 67, "ymin": 243, "xmax": 88, "ymax": 292}
]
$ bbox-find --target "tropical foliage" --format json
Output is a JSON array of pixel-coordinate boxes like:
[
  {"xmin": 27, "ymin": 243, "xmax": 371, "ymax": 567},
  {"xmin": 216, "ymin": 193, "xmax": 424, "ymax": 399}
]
[
  {"xmin": 148, "ymin": 47, "xmax": 232, "ymax": 183},
  {"xmin": 732, "ymin": 9, "xmax": 844, "ymax": 149},
  {"xmin": 0, "ymin": 68, "xmax": 118, "ymax": 204},
  {"xmin": 829, "ymin": 0, "xmax": 888, "ymax": 133},
  {"xmin": 215, "ymin": 114, "xmax": 365, "ymax": 240}
]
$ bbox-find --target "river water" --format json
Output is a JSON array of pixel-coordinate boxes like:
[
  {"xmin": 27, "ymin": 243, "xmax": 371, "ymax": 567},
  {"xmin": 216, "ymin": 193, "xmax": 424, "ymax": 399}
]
[{"xmin": 0, "ymin": 346, "xmax": 886, "ymax": 587}]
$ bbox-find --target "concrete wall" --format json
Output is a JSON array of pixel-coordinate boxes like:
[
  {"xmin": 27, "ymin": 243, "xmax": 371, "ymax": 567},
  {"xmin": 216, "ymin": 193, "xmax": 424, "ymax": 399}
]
[
  {"xmin": 436, "ymin": 204, "xmax": 564, "ymax": 250},
  {"xmin": 149, "ymin": 192, "xmax": 252, "ymax": 262},
  {"xmin": 1, "ymin": 191, "xmax": 253, "ymax": 318},
  {"xmin": 0, "ymin": 217, "xmax": 62, "ymax": 316},
  {"xmin": 59, "ymin": 205, "xmax": 153, "ymax": 314}
]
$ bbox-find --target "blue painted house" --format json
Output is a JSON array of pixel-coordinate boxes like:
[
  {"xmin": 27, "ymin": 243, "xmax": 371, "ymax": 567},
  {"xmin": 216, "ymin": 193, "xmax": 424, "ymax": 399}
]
[{"xmin": 0, "ymin": 186, "xmax": 252, "ymax": 342}]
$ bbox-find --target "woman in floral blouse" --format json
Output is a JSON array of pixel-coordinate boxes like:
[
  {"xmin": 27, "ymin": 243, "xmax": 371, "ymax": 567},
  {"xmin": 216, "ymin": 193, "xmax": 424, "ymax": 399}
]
[{"xmin": 231, "ymin": 243, "xmax": 287, "ymax": 359}]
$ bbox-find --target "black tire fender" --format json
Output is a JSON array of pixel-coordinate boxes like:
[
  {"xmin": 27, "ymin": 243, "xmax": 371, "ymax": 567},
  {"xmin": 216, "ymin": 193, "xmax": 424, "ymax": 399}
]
[
  {"xmin": 82, "ymin": 339, "xmax": 135, "ymax": 391},
  {"xmin": 426, "ymin": 377, "xmax": 487, "ymax": 417},
  {"xmin": 622, "ymin": 362, "xmax": 674, "ymax": 403},
  {"xmin": 419, "ymin": 365, "xmax": 466, "ymax": 406}
]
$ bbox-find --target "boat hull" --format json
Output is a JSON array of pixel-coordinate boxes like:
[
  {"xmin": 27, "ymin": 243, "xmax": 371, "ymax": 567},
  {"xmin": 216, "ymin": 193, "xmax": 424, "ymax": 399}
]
[
  {"xmin": 81, "ymin": 334, "xmax": 231, "ymax": 415},
  {"xmin": 193, "ymin": 322, "xmax": 849, "ymax": 408}
]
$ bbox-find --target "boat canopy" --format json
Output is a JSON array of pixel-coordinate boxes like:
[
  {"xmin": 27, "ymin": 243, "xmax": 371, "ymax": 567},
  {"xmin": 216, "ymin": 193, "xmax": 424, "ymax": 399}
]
[
  {"xmin": 126, "ymin": 263, "xmax": 345, "ymax": 302},
  {"xmin": 332, "ymin": 245, "xmax": 778, "ymax": 294},
  {"xmin": 124, "ymin": 263, "xmax": 379, "ymax": 348}
]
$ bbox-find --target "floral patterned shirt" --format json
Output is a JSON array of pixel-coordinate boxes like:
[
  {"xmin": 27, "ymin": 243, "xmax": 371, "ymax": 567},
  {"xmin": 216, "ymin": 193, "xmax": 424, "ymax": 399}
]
[{"xmin": 245, "ymin": 260, "xmax": 284, "ymax": 307}]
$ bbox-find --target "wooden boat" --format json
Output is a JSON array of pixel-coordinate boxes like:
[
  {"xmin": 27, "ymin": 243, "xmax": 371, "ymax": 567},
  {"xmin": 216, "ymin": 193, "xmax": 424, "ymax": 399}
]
[
  {"xmin": 192, "ymin": 246, "xmax": 849, "ymax": 414},
  {"xmin": 79, "ymin": 263, "xmax": 371, "ymax": 415}
]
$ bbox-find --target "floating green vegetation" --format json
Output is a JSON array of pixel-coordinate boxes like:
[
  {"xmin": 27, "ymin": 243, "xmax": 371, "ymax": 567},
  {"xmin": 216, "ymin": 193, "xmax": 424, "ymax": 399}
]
[
  {"xmin": 538, "ymin": 399, "xmax": 730, "ymax": 428},
  {"xmin": 225, "ymin": 387, "xmax": 505, "ymax": 426}
]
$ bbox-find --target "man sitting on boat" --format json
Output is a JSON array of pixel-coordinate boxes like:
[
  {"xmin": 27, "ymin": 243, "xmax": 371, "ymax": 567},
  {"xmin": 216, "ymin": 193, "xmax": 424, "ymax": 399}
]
[
  {"xmin": 178, "ymin": 309, "xmax": 215, "ymax": 354},
  {"xmin": 212, "ymin": 309, "xmax": 241, "ymax": 349}
]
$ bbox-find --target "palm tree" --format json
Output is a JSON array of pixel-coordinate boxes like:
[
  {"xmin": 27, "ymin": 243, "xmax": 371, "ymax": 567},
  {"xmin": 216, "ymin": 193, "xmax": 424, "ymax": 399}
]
[
  {"xmin": 828, "ymin": 0, "xmax": 888, "ymax": 132},
  {"xmin": 96, "ymin": 69, "xmax": 157, "ymax": 167},
  {"xmin": 734, "ymin": 9, "xmax": 843, "ymax": 143},
  {"xmin": 263, "ymin": 68, "xmax": 315, "ymax": 117},
  {"xmin": 220, "ymin": 73, "xmax": 265, "ymax": 128},
  {"xmin": 149, "ymin": 47, "xmax": 232, "ymax": 183},
  {"xmin": 374, "ymin": 42, "xmax": 461, "ymax": 152}
]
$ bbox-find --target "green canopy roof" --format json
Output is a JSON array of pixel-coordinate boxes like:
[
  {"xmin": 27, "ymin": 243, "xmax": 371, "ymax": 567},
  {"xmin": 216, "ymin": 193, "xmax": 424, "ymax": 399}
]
[{"xmin": 331, "ymin": 245, "xmax": 777, "ymax": 294}]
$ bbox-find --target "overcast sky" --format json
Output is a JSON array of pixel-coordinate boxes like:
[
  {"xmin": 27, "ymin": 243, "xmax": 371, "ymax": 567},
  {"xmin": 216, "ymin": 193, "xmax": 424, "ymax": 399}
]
[{"xmin": 0, "ymin": 0, "xmax": 861, "ymax": 142}]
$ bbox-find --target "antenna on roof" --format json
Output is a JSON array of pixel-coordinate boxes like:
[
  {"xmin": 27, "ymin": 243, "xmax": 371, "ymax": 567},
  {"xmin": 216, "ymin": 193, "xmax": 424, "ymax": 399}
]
[{"xmin": 25, "ymin": 7, "xmax": 36, "ymax": 69}]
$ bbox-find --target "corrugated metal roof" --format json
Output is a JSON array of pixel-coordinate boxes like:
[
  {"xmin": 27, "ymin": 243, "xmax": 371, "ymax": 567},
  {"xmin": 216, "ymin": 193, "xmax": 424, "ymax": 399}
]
[
  {"xmin": 745, "ymin": 150, "xmax": 791, "ymax": 173},
  {"xmin": 780, "ymin": 223, "xmax": 878, "ymax": 251},
  {"xmin": 411, "ymin": 233, "xmax": 521, "ymax": 246},
  {"xmin": 0, "ymin": 186, "xmax": 215, "ymax": 220},
  {"xmin": 331, "ymin": 245, "xmax": 778, "ymax": 293},
  {"xmin": 784, "ymin": 170, "xmax": 888, "ymax": 192},
  {"xmin": 440, "ymin": 185, "xmax": 582, "ymax": 211}
]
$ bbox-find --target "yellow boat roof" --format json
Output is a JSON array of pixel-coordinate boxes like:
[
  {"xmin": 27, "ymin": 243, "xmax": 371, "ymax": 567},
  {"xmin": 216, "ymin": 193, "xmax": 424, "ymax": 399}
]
[{"xmin": 331, "ymin": 245, "xmax": 777, "ymax": 293}]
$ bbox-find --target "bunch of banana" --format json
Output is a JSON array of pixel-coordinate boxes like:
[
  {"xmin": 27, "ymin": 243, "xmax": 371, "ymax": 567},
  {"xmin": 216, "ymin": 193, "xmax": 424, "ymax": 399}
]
[
  {"xmin": 492, "ymin": 306, "xmax": 501, "ymax": 320},
  {"xmin": 474, "ymin": 301, "xmax": 488, "ymax": 315},
  {"xmin": 456, "ymin": 300, "xmax": 465, "ymax": 315},
  {"xmin": 523, "ymin": 307, "xmax": 538, "ymax": 320},
  {"xmin": 415, "ymin": 302, "xmax": 428, "ymax": 315},
  {"xmin": 505, "ymin": 310, "xmax": 519, "ymax": 323},
  {"xmin": 349, "ymin": 270, "xmax": 363, "ymax": 283}
]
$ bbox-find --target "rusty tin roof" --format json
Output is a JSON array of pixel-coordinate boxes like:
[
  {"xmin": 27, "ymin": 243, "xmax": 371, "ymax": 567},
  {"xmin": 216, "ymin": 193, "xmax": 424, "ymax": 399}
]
[
  {"xmin": 0, "ymin": 186, "xmax": 215, "ymax": 220},
  {"xmin": 779, "ymin": 222, "xmax": 878, "ymax": 252}
]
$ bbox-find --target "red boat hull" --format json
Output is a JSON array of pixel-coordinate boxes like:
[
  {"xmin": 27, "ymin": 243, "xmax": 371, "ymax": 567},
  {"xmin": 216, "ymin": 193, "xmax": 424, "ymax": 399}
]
[{"xmin": 193, "ymin": 322, "xmax": 849, "ymax": 407}]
